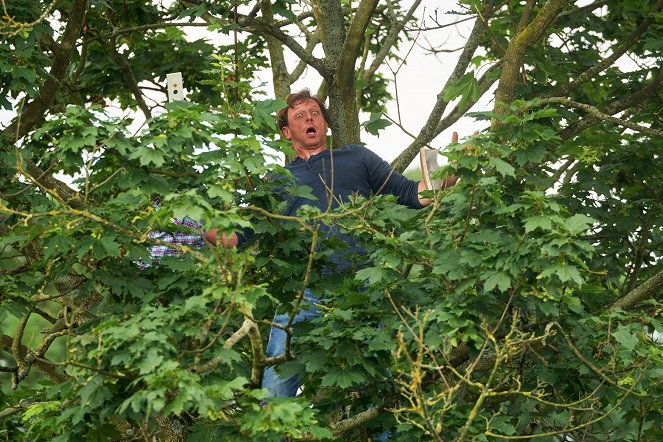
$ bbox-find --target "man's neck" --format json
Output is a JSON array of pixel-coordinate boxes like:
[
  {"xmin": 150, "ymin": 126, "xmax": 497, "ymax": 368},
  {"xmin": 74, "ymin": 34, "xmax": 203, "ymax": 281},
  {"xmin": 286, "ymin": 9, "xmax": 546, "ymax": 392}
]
[{"xmin": 294, "ymin": 145, "xmax": 328, "ymax": 161}]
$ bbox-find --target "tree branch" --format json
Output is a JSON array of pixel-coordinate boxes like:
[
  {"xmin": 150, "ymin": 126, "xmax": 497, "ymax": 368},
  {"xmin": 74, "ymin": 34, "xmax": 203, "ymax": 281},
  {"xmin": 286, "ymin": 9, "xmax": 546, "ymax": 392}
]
[
  {"xmin": 560, "ymin": 64, "xmax": 663, "ymax": 141},
  {"xmin": 338, "ymin": 0, "xmax": 380, "ymax": 90},
  {"xmin": 493, "ymin": 0, "xmax": 568, "ymax": 120},
  {"xmin": 2, "ymin": 0, "xmax": 88, "ymax": 141},
  {"xmin": 546, "ymin": 0, "xmax": 663, "ymax": 99},
  {"xmin": 433, "ymin": 63, "xmax": 501, "ymax": 138},
  {"xmin": 539, "ymin": 97, "xmax": 663, "ymax": 138},
  {"xmin": 361, "ymin": 0, "xmax": 423, "ymax": 82},
  {"xmin": 0, "ymin": 335, "xmax": 68, "ymax": 384},
  {"xmin": 1, "ymin": 0, "xmax": 87, "ymax": 209},
  {"xmin": 297, "ymin": 406, "xmax": 383, "ymax": 440},
  {"xmin": 391, "ymin": 1, "xmax": 494, "ymax": 173},
  {"xmin": 105, "ymin": 38, "xmax": 152, "ymax": 120},
  {"xmin": 613, "ymin": 267, "xmax": 663, "ymax": 311},
  {"xmin": 260, "ymin": 0, "xmax": 290, "ymax": 99}
]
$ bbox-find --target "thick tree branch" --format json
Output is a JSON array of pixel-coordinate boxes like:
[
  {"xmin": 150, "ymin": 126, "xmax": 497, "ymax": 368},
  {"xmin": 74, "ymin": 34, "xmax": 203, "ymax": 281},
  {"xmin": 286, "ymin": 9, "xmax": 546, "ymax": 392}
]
[
  {"xmin": 558, "ymin": 0, "xmax": 608, "ymax": 18},
  {"xmin": 105, "ymin": 39, "xmax": 152, "ymax": 120},
  {"xmin": 0, "ymin": 335, "xmax": 68, "ymax": 384},
  {"xmin": 311, "ymin": 0, "xmax": 345, "ymax": 71},
  {"xmin": 338, "ymin": 0, "xmax": 380, "ymax": 90},
  {"xmin": 1, "ymin": 0, "xmax": 87, "ymax": 209},
  {"xmin": 261, "ymin": 0, "xmax": 290, "ymax": 99},
  {"xmin": 178, "ymin": 0, "xmax": 331, "ymax": 79},
  {"xmin": 2, "ymin": 0, "xmax": 88, "ymax": 140},
  {"xmin": 242, "ymin": 15, "xmax": 331, "ymax": 80},
  {"xmin": 493, "ymin": 0, "xmax": 568, "ymax": 120},
  {"xmin": 297, "ymin": 406, "xmax": 383, "ymax": 441},
  {"xmin": 613, "ymin": 268, "xmax": 663, "ymax": 311}
]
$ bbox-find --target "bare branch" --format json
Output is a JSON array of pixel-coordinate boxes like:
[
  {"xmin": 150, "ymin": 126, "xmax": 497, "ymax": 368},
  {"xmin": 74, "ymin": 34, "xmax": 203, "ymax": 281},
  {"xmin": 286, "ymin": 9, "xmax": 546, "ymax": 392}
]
[
  {"xmin": 560, "ymin": 64, "xmax": 663, "ymax": 141},
  {"xmin": 361, "ymin": 0, "xmax": 423, "ymax": 82}
]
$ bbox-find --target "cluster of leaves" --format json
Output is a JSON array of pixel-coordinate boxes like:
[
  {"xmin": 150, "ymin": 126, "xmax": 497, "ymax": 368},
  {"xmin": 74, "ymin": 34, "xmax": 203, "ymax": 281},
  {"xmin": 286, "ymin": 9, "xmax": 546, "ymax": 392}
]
[
  {"xmin": 288, "ymin": 104, "xmax": 662, "ymax": 440},
  {"xmin": 2, "ymin": 0, "xmax": 663, "ymax": 440}
]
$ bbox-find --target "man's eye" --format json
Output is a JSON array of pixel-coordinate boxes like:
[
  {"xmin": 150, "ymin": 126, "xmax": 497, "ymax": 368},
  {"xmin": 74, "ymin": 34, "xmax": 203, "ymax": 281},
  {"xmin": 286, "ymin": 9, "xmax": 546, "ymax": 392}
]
[
  {"xmin": 295, "ymin": 112, "xmax": 304, "ymax": 118},
  {"xmin": 312, "ymin": 110, "xmax": 319, "ymax": 116}
]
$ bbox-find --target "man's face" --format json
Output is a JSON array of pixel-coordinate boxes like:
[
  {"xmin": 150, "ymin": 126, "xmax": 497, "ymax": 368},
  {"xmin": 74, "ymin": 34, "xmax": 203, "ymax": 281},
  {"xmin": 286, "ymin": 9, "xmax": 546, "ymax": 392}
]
[{"xmin": 281, "ymin": 98, "xmax": 328, "ymax": 154}]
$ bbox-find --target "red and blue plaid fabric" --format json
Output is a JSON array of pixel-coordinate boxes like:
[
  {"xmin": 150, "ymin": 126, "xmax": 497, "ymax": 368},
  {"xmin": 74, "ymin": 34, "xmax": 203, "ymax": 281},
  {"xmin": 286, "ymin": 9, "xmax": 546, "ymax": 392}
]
[{"xmin": 138, "ymin": 198, "xmax": 206, "ymax": 268}]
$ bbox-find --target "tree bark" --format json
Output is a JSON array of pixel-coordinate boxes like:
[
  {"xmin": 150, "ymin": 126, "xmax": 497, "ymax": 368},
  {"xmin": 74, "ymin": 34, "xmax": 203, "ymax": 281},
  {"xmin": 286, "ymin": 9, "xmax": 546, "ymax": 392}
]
[
  {"xmin": 613, "ymin": 268, "xmax": 663, "ymax": 311},
  {"xmin": 2, "ymin": 0, "xmax": 88, "ymax": 141},
  {"xmin": 260, "ymin": 0, "xmax": 291, "ymax": 99},
  {"xmin": 492, "ymin": 0, "xmax": 568, "ymax": 123}
]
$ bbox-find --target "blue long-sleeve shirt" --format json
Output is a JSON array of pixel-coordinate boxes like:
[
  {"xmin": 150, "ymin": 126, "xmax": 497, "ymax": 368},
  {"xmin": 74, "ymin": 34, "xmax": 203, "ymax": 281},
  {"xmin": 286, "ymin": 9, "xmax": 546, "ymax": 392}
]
[
  {"xmin": 280, "ymin": 144, "xmax": 422, "ymax": 216},
  {"xmin": 237, "ymin": 145, "xmax": 423, "ymax": 262}
]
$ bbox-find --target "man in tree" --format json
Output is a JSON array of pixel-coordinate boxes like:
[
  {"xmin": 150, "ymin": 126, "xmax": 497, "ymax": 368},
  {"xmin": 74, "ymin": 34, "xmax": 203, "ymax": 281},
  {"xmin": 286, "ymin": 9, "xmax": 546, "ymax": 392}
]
[{"xmin": 207, "ymin": 88, "xmax": 458, "ymax": 397}]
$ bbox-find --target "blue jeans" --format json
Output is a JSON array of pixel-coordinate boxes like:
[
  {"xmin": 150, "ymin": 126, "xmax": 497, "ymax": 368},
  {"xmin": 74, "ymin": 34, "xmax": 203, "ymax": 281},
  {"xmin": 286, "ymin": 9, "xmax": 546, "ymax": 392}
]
[{"xmin": 262, "ymin": 289, "xmax": 322, "ymax": 397}]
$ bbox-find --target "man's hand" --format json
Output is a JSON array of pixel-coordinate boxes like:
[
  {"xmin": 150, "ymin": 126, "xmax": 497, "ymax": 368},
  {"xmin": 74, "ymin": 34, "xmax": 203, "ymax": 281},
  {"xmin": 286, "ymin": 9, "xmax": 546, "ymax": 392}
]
[
  {"xmin": 204, "ymin": 228, "xmax": 239, "ymax": 248},
  {"xmin": 418, "ymin": 131, "xmax": 478, "ymax": 205}
]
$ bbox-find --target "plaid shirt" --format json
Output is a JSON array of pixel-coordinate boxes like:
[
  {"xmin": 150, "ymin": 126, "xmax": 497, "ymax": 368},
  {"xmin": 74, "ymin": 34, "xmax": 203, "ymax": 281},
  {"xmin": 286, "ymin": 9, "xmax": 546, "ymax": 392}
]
[{"xmin": 139, "ymin": 198, "xmax": 206, "ymax": 268}]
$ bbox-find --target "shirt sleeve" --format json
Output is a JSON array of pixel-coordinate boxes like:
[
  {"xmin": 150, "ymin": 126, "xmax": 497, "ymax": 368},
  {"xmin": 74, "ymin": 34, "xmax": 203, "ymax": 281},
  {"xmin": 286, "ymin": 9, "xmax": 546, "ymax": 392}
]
[
  {"xmin": 361, "ymin": 147, "xmax": 424, "ymax": 209},
  {"xmin": 235, "ymin": 226, "xmax": 254, "ymax": 248}
]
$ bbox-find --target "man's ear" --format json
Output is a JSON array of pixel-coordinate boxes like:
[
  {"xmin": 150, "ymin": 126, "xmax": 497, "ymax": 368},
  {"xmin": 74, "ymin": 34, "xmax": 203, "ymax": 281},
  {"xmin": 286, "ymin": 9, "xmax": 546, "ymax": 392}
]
[{"xmin": 281, "ymin": 126, "xmax": 291, "ymax": 140}]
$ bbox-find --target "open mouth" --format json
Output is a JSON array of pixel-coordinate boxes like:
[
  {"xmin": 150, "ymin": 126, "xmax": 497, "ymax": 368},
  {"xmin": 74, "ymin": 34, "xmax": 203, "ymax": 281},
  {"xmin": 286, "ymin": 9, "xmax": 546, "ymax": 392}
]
[{"xmin": 306, "ymin": 127, "xmax": 317, "ymax": 134}]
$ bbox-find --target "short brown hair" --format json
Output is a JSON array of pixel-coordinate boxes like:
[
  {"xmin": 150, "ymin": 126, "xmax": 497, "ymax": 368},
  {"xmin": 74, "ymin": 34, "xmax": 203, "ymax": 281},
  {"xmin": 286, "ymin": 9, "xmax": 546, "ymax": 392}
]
[{"xmin": 276, "ymin": 89, "xmax": 331, "ymax": 132}]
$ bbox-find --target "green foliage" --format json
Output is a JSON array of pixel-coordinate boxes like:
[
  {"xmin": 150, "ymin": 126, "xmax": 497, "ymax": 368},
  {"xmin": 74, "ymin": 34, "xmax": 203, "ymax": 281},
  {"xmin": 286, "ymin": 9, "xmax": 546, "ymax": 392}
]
[{"xmin": 2, "ymin": 0, "xmax": 663, "ymax": 441}]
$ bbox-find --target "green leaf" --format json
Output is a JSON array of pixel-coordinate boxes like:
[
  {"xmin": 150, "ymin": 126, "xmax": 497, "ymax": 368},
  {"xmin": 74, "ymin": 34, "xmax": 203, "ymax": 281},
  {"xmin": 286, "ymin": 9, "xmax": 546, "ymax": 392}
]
[
  {"xmin": 483, "ymin": 272, "xmax": 511, "ymax": 292},
  {"xmin": 321, "ymin": 367, "xmax": 366, "ymax": 388},
  {"xmin": 355, "ymin": 266, "xmax": 386, "ymax": 284},
  {"xmin": 137, "ymin": 348, "xmax": 164, "ymax": 375},
  {"xmin": 329, "ymin": 308, "xmax": 353, "ymax": 321},
  {"xmin": 489, "ymin": 157, "xmax": 515, "ymax": 177},
  {"xmin": 613, "ymin": 326, "xmax": 639, "ymax": 352},
  {"xmin": 553, "ymin": 263, "xmax": 584, "ymax": 285},
  {"xmin": 217, "ymin": 376, "xmax": 249, "ymax": 400},
  {"xmin": 564, "ymin": 214, "xmax": 595, "ymax": 234},
  {"xmin": 524, "ymin": 215, "xmax": 552, "ymax": 232},
  {"xmin": 362, "ymin": 112, "xmax": 391, "ymax": 136},
  {"xmin": 253, "ymin": 98, "xmax": 286, "ymax": 130},
  {"xmin": 443, "ymin": 73, "xmax": 480, "ymax": 109},
  {"xmin": 131, "ymin": 146, "xmax": 166, "ymax": 167}
]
